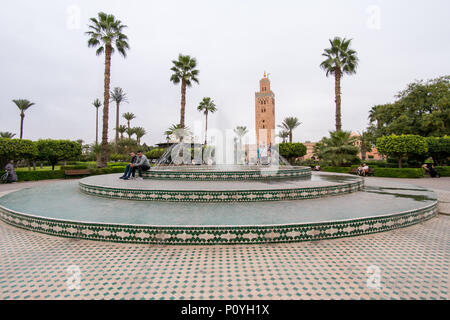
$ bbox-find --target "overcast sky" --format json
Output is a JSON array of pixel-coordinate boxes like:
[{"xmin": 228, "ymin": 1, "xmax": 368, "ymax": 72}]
[{"xmin": 1, "ymin": 0, "xmax": 449, "ymax": 146}]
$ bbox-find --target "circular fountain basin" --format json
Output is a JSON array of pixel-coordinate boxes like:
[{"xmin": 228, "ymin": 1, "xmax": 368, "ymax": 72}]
[
  {"xmin": 79, "ymin": 172, "xmax": 363, "ymax": 202},
  {"xmin": 144, "ymin": 165, "xmax": 311, "ymax": 180},
  {"xmin": 0, "ymin": 176, "xmax": 438, "ymax": 245}
]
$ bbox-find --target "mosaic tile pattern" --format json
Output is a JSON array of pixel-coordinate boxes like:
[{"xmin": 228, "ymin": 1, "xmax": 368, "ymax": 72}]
[
  {"xmin": 0, "ymin": 201, "xmax": 438, "ymax": 245},
  {"xmin": 78, "ymin": 179, "xmax": 364, "ymax": 202},
  {"xmin": 0, "ymin": 216, "xmax": 447, "ymax": 300},
  {"xmin": 143, "ymin": 166, "xmax": 311, "ymax": 181}
]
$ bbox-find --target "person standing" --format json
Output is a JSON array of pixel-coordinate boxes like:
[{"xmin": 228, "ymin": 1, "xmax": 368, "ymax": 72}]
[{"xmin": 4, "ymin": 160, "xmax": 18, "ymax": 183}]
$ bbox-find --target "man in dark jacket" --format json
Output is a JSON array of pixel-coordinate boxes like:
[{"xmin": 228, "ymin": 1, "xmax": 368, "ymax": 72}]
[{"xmin": 119, "ymin": 152, "xmax": 137, "ymax": 179}]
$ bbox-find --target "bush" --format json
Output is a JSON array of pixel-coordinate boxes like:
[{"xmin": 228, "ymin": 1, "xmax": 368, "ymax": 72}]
[
  {"xmin": 373, "ymin": 168, "xmax": 425, "ymax": 178},
  {"xmin": 321, "ymin": 167, "xmax": 351, "ymax": 173},
  {"xmin": 436, "ymin": 166, "xmax": 450, "ymax": 177},
  {"xmin": 16, "ymin": 170, "xmax": 65, "ymax": 181},
  {"xmin": 146, "ymin": 148, "xmax": 166, "ymax": 160},
  {"xmin": 9, "ymin": 166, "xmax": 128, "ymax": 181},
  {"xmin": 278, "ymin": 143, "xmax": 307, "ymax": 163}
]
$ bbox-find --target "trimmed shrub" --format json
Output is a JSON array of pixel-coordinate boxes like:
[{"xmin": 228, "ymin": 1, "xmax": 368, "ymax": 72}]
[
  {"xmin": 10, "ymin": 166, "xmax": 128, "ymax": 181},
  {"xmin": 373, "ymin": 168, "xmax": 425, "ymax": 178},
  {"xmin": 321, "ymin": 167, "xmax": 351, "ymax": 174},
  {"xmin": 436, "ymin": 166, "xmax": 450, "ymax": 177},
  {"xmin": 16, "ymin": 170, "xmax": 65, "ymax": 181}
]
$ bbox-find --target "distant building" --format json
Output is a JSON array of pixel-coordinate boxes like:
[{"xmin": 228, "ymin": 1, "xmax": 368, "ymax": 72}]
[
  {"xmin": 255, "ymin": 72, "xmax": 275, "ymax": 147},
  {"xmin": 350, "ymin": 132, "xmax": 383, "ymax": 160},
  {"xmin": 300, "ymin": 132, "xmax": 383, "ymax": 161}
]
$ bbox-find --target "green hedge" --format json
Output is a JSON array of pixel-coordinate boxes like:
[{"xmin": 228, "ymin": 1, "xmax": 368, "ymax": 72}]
[
  {"xmin": 10, "ymin": 166, "xmax": 127, "ymax": 181},
  {"xmin": 436, "ymin": 166, "xmax": 450, "ymax": 177},
  {"xmin": 373, "ymin": 168, "xmax": 425, "ymax": 178},
  {"xmin": 16, "ymin": 170, "xmax": 66, "ymax": 181},
  {"xmin": 321, "ymin": 167, "xmax": 351, "ymax": 173}
]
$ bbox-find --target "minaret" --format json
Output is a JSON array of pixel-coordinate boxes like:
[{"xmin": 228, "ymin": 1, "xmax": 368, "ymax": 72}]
[{"xmin": 255, "ymin": 72, "xmax": 275, "ymax": 147}]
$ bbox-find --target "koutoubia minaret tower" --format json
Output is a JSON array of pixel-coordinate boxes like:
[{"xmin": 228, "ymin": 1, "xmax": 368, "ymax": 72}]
[{"xmin": 255, "ymin": 72, "xmax": 275, "ymax": 147}]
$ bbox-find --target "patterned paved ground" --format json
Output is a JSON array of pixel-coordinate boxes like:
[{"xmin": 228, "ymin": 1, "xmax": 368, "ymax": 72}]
[{"xmin": 0, "ymin": 177, "xmax": 449, "ymax": 300}]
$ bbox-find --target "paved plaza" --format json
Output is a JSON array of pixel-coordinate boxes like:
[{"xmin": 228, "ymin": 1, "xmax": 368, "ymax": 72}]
[{"xmin": 0, "ymin": 177, "xmax": 449, "ymax": 300}]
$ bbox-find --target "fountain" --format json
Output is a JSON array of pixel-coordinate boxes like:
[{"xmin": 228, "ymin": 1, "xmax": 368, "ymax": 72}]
[{"xmin": 0, "ymin": 142, "xmax": 438, "ymax": 245}]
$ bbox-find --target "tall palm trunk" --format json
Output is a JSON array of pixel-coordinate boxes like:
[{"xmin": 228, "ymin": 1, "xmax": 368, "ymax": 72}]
[
  {"xmin": 180, "ymin": 80, "xmax": 186, "ymax": 128},
  {"xmin": 289, "ymin": 130, "xmax": 292, "ymax": 143},
  {"xmin": 95, "ymin": 108, "xmax": 99, "ymax": 145},
  {"xmin": 334, "ymin": 67, "xmax": 342, "ymax": 131},
  {"xmin": 115, "ymin": 101, "xmax": 120, "ymax": 150},
  {"xmin": 204, "ymin": 110, "xmax": 208, "ymax": 146},
  {"xmin": 19, "ymin": 112, "xmax": 24, "ymax": 139},
  {"xmin": 100, "ymin": 44, "xmax": 112, "ymax": 168}
]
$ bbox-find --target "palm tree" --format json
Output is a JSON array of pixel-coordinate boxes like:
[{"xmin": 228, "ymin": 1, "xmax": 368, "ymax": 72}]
[
  {"xmin": 133, "ymin": 127, "xmax": 146, "ymax": 145},
  {"xmin": 357, "ymin": 131, "xmax": 373, "ymax": 161},
  {"xmin": 86, "ymin": 12, "xmax": 129, "ymax": 167},
  {"xmin": 197, "ymin": 97, "xmax": 217, "ymax": 145},
  {"xmin": 170, "ymin": 54, "xmax": 199, "ymax": 128},
  {"xmin": 233, "ymin": 126, "xmax": 248, "ymax": 146},
  {"xmin": 320, "ymin": 37, "xmax": 359, "ymax": 131},
  {"xmin": 126, "ymin": 127, "xmax": 135, "ymax": 139},
  {"xmin": 165, "ymin": 124, "xmax": 192, "ymax": 142},
  {"xmin": 92, "ymin": 99, "xmax": 102, "ymax": 145},
  {"xmin": 278, "ymin": 117, "xmax": 302, "ymax": 143},
  {"xmin": 122, "ymin": 112, "xmax": 136, "ymax": 130},
  {"xmin": 316, "ymin": 130, "xmax": 359, "ymax": 166},
  {"xmin": 12, "ymin": 99, "xmax": 35, "ymax": 139},
  {"xmin": 110, "ymin": 87, "xmax": 128, "ymax": 145},
  {"xmin": 117, "ymin": 125, "xmax": 127, "ymax": 140},
  {"xmin": 0, "ymin": 132, "xmax": 16, "ymax": 139},
  {"xmin": 278, "ymin": 130, "xmax": 289, "ymax": 143}
]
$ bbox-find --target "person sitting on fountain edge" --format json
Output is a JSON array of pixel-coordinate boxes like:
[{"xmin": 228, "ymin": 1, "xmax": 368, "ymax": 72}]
[
  {"xmin": 120, "ymin": 152, "xmax": 137, "ymax": 180},
  {"xmin": 129, "ymin": 151, "xmax": 150, "ymax": 180}
]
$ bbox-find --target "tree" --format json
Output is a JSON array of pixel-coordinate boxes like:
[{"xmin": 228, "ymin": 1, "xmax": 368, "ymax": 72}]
[
  {"xmin": 0, "ymin": 138, "xmax": 37, "ymax": 168},
  {"xmin": 86, "ymin": 12, "xmax": 129, "ymax": 168},
  {"xmin": 126, "ymin": 127, "xmax": 135, "ymax": 139},
  {"xmin": 233, "ymin": 126, "xmax": 248, "ymax": 146},
  {"xmin": 0, "ymin": 132, "xmax": 16, "ymax": 139},
  {"xmin": 376, "ymin": 135, "xmax": 428, "ymax": 168},
  {"xmin": 426, "ymin": 136, "xmax": 450, "ymax": 166},
  {"xmin": 122, "ymin": 112, "xmax": 136, "ymax": 130},
  {"xmin": 315, "ymin": 131, "xmax": 359, "ymax": 166},
  {"xmin": 117, "ymin": 125, "xmax": 127, "ymax": 140},
  {"xmin": 278, "ymin": 130, "xmax": 289, "ymax": 143},
  {"xmin": 320, "ymin": 37, "xmax": 359, "ymax": 131},
  {"xmin": 278, "ymin": 142, "xmax": 307, "ymax": 164},
  {"xmin": 197, "ymin": 97, "xmax": 217, "ymax": 145},
  {"xmin": 36, "ymin": 140, "xmax": 82, "ymax": 170},
  {"xmin": 133, "ymin": 127, "xmax": 146, "ymax": 145},
  {"xmin": 278, "ymin": 117, "xmax": 302, "ymax": 143},
  {"xmin": 110, "ymin": 87, "xmax": 128, "ymax": 146},
  {"xmin": 367, "ymin": 76, "xmax": 450, "ymax": 137},
  {"xmin": 170, "ymin": 54, "xmax": 199, "ymax": 128},
  {"xmin": 165, "ymin": 124, "xmax": 192, "ymax": 142},
  {"xmin": 357, "ymin": 131, "xmax": 373, "ymax": 161},
  {"xmin": 92, "ymin": 98, "xmax": 102, "ymax": 145},
  {"xmin": 12, "ymin": 99, "xmax": 35, "ymax": 139}
]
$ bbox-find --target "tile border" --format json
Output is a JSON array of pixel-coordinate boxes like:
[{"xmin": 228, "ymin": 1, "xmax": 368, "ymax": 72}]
[
  {"xmin": 143, "ymin": 166, "xmax": 312, "ymax": 181},
  {"xmin": 0, "ymin": 201, "xmax": 438, "ymax": 245},
  {"xmin": 78, "ymin": 179, "xmax": 364, "ymax": 202}
]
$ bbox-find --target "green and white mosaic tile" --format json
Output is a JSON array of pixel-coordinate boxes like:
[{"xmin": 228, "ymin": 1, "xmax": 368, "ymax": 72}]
[
  {"xmin": 0, "ymin": 201, "xmax": 438, "ymax": 245},
  {"xmin": 78, "ymin": 179, "xmax": 364, "ymax": 202},
  {"xmin": 143, "ymin": 166, "xmax": 312, "ymax": 181},
  {"xmin": 0, "ymin": 215, "xmax": 447, "ymax": 300}
]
